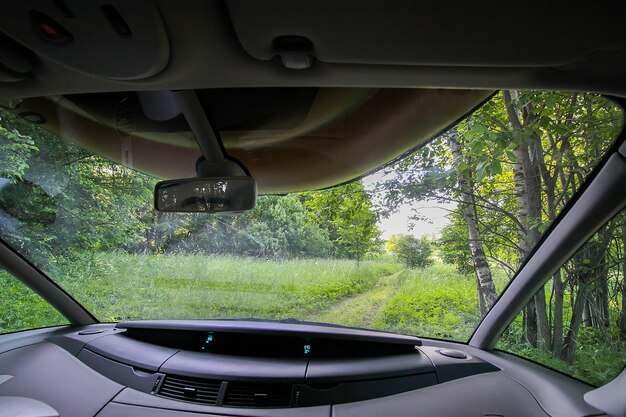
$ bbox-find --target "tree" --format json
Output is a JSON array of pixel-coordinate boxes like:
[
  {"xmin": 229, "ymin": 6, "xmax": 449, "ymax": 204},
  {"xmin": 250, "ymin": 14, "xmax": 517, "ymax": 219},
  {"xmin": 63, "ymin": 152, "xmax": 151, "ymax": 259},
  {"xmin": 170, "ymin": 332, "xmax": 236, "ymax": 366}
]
[
  {"xmin": 376, "ymin": 90, "xmax": 624, "ymax": 360},
  {"xmin": 302, "ymin": 181, "xmax": 381, "ymax": 260},
  {"xmin": 448, "ymin": 130, "xmax": 497, "ymax": 314},
  {"xmin": 388, "ymin": 234, "xmax": 433, "ymax": 269},
  {"xmin": 439, "ymin": 215, "xmax": 474, "ymax": 275}
]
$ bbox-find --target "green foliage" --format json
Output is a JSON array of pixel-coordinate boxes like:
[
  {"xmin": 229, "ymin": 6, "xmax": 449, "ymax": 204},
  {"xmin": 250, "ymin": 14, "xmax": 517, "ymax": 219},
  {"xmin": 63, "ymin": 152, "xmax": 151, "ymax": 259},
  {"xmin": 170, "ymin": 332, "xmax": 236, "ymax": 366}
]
[
  {"xmin": 439, "ymin": 213, "xmax": 474, "ymax": 275},
  {"xmin": 0, "ymin": 269, "xmax": 67, "ymax": 333},
  {"xmin": 498, "ymin": 326, "xmax": 626, "ymax": 387},
  {"xmin": 238, "ymin": 195, "xmax": 333, "ymax": 258},
  {"xmin": 374, "ymin": 91, "xmax": 626, "ymax": 386},
  {"xmin": 0, "ymin": 121, "xmax": 38, "ymax": 182},
  {"xmin": 387, "ymin": 234, "xmax": 433, "ymax": 269},
  {"xmin": 168, "ymin": 195, "xmax": 334, "ymax": 258},
  {"xmin": 0, "ymin": 108, "xmax": 380, "ymax": 261},
  {"xmin": 302, "ymin": 182, "xmax": 382, "ymax": 260},
  {"xmin": 376, "ymin": 264, "xmax": 479, "ymax": 340},
  {"xmin": 49, "ymin": 253, "xmax": 400, "ymax": 322}
]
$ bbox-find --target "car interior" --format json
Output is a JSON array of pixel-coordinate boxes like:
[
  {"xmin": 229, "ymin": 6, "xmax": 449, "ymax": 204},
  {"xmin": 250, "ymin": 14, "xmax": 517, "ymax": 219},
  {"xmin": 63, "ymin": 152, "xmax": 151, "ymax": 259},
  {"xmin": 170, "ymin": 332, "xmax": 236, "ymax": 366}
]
[{"xmin": 1, "ymin": 1, "xmax": 626, "ymax": 417}]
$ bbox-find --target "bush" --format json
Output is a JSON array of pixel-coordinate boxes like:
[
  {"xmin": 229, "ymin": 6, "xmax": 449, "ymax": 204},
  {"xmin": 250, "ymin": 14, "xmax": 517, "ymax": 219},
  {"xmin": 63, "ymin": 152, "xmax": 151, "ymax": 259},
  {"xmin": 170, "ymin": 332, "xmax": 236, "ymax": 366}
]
[
  {"xmin": 388, "ymin": 234, "xmax": 433, "ymax": 269},
  {"xmin": 375, "ymin": 264, "xmax": 480, "ymax": 340}
]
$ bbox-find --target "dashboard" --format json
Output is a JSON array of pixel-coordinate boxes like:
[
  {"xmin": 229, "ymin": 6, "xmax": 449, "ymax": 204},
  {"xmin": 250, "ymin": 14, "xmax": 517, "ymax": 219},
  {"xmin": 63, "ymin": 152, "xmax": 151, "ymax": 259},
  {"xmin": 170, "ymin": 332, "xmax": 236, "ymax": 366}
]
[
  {"xmin": 60, "ymin": 320, "xmax": 497, "ymax": 408},
  {"xmin": 0, "ymin": 320, "xmax": 600, "ymax": 417}
]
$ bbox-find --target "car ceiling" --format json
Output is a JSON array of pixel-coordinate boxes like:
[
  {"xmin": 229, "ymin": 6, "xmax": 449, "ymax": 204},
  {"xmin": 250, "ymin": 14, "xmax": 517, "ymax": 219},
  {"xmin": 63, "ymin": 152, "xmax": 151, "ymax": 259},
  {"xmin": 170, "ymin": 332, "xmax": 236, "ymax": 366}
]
[
  {"xmin": 1, "ymin": 0, "xmax": 625, "ymax": 96},
  {"xmin": 0, "ymin": 0, "xmax": 625, "ymax": 192}
]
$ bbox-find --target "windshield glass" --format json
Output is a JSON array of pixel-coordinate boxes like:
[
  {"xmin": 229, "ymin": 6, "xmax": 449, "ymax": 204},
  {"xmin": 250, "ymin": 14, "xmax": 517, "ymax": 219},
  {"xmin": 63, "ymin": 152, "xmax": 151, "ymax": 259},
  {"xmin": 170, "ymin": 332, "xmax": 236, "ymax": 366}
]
[{"xmin": 0, "ymin": 91, "xmax": 622, "ymax": 341}]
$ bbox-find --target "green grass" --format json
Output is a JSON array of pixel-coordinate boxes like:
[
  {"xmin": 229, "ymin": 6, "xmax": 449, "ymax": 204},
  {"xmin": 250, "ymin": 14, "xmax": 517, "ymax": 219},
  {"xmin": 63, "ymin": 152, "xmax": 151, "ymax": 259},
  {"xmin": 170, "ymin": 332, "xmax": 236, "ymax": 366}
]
[
  {"xmin": 375, "ymin": 264, "xmax": 482, "ymax": 341},
  {"xmin": 52, "ymin": 253, "xmax": 401, "ymax": 322},
  {"xmin": 311, "ymin": 270, "xmax": 404, "ymax": 329},
  {"xmin": 498, "ymin": 328, "xmax": 626, "ymax": 387},
  {"xmin": 0, "ymin": 271, "xmax": 68, "ymax": 333},
  {"xmin": 0, "ymin": 255, "xmax": 487, "ymax": 338}
]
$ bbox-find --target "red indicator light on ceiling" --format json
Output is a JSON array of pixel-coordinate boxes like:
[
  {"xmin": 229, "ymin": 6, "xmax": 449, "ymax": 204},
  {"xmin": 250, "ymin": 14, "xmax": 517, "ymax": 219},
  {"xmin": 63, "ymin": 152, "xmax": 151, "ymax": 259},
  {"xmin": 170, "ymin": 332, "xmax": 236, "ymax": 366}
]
[
  {"xmin": 39, "ymin": 23, "xmax": 60, "ymax": 38},
  {"xmin": 30, "ymin": 11, "xmax": 73, "ymax": 44}
]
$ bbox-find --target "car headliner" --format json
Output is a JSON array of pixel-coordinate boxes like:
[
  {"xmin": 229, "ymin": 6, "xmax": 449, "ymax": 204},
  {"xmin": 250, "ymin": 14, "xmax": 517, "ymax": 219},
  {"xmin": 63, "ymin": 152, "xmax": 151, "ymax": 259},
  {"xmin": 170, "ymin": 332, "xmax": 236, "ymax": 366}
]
[
  {"xmin": 1, "ymin": 1, "xmax": 625, "ymax": 191},
  {"xmin": 1, "ymin": 1, "xmax": 625, "ymax": 97}
]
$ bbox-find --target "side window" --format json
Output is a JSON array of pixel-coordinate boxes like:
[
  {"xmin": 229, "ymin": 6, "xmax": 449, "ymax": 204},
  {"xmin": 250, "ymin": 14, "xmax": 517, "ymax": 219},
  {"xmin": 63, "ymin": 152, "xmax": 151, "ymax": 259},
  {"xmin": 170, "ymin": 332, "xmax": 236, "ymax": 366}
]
[
  {"xmin": 497, "ymin": 210, "xmax": 626, "ymax": 386},
  {"xmin": 0, "ymin": 266, "xmax": 67, "ymax": 334}
]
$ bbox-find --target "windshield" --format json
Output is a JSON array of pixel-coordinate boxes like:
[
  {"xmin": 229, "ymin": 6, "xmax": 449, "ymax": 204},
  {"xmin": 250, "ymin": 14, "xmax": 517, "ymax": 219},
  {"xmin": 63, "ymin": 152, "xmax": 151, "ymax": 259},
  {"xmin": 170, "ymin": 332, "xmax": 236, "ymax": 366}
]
[{"xmin": 0, "ymin": 91, "xmax": 622, "ymax": 342}]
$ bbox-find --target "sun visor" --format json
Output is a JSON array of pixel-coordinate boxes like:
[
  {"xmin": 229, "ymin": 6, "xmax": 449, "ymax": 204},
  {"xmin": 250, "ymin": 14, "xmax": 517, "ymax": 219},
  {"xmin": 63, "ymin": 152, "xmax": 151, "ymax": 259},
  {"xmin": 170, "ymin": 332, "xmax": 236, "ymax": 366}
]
[
  {"xmin": 1, "ymin": 88, "xmax": 492, "ymax": 193},
  {"xmin": 226, "ymin": 1, "xmax": 626, "ymax": 69}
]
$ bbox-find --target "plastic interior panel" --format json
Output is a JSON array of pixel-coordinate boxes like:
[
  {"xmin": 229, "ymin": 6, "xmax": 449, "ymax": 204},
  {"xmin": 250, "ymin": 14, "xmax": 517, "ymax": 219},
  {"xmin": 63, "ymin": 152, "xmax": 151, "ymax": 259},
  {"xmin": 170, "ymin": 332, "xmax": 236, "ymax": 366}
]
[
  {"xmin": 0, "ymin": 342, "xmax": 123, "ymax": 417},
  {"xmin": 584, "ymin": 364, "xmax": 626, "ymax": 417},
  {"xmin": 331, "ymin": 371, "xmax": 548, "ymax": 417},
  {"xmin": 417, "ymin": 346, "xmax": 499, "ymax": 383},
  {"xmin": 96, "ymin": 403, "xmax": 226, "ymax": 417},
  {"xmin": 0, "ymin": 326, "xmax": 70, "ymax": 355},
  {"xmin": 113, "ymin": 387, "xmax": 332, "ymax": 417},
  {"xmin": 1, "ymin": 1, "xmax": 626, "ymax": 103},
  {"xmin": 77, "ymin": 349, "xmax": 164, "ymax": 393},
  {"xmin": 0, "ymin": 0, "xmax": 169, "ymax": 80},
  {"xmin": 305, "ymin": 354, "xmax": 432, "ymax": 383},
  {"xmin": 47, "ymin": 324, "xmax": 121, "ymax": 356},
  {"xmin": 0, "ymin": 396, "xmax": 59, "ymax": 417},
  {"xmin": 423, "ymin": 338, "xmax": 601, "ymax": 417},
  {"xmin": 295, "ymin": 374, "xmax": 438, "ymax": 407},
  {"xmin": 117, "ymin": 320, "xmax": 421, "ymax": 345},
  {"xmin": 160, "ymin": 350, "xmax": 308, "ymax": 382},
  {"xmin": 85, "ymin": 333, "xmax": 178, "ymax": 371},
  {"xmin": 0, "ymin": 325, "xmax": 602, "ymax": 416},
  {"xmin": 227, "ymin": 0, "xmax": 626, "ymax": 67}
]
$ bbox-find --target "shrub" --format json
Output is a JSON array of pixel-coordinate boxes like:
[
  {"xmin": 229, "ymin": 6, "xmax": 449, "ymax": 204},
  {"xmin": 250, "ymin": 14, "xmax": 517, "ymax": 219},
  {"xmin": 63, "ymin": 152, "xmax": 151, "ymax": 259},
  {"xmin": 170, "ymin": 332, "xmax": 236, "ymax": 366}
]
[{"xmin": 388, "ymin": 234, "xmax": 433, "ymax": 269}]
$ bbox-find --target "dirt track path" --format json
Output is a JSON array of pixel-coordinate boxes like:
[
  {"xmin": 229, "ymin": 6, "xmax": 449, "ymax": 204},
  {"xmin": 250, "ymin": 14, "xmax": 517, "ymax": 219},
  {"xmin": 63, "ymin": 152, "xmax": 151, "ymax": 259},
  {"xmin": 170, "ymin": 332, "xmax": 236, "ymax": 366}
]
[{"xmin": 311, "ymin": 271, "xmax": 403, "ymax": 329}]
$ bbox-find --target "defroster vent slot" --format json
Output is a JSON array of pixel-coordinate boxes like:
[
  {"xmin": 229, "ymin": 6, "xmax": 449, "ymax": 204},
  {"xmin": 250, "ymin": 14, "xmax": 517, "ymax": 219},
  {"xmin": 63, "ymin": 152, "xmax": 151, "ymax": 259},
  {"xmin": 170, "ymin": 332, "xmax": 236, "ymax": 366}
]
[
  {"xmin": 158, "ymin": 375, "xmax": 221, "ymax": 405},
  {"xmin": 223, "ymin": 381, "xmax": 293, "ymax": 408}
]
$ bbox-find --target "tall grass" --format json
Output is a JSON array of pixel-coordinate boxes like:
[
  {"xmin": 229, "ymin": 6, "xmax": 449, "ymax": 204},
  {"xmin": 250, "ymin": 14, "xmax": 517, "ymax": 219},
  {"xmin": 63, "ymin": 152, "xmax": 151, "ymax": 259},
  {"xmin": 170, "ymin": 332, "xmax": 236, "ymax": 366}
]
[
  {"xmin": 0, "ymin": 270, "xmax": 68, "ymax": 333},
  {"xmin": 52, "ymin": 253, "xmax": 401, "ymax": 322},
  {"xmin": 375, "ymin": 264, "xmax": 481, "ymax": 341}
]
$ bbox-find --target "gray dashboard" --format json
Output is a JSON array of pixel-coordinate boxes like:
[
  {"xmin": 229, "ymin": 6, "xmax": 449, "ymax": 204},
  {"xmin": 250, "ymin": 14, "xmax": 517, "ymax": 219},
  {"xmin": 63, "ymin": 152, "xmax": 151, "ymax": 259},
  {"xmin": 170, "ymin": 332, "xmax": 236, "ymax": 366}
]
[{"xmin": 0, "ymin": 322, "xmax": 601, "ymax": 417}]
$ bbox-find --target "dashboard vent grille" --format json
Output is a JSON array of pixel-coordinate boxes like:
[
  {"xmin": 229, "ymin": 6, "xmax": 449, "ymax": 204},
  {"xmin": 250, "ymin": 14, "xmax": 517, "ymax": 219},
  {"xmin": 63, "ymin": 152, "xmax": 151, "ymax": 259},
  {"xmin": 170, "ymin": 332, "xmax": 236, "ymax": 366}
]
[
  {"xmin": 158, "ymin": 375, "xmax": 221, "ymax": 405},
  {"xmin": 223, "ymin": 381, "xmax": 292, "ymax": 408}
]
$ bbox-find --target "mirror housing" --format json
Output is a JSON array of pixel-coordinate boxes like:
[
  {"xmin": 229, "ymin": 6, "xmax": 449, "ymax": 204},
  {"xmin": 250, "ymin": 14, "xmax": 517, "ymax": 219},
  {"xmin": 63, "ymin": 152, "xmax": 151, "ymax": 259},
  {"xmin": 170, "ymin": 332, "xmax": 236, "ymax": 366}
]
[{"xmin": 154, "ymin": 177, "xmax": 257, "ymax": 213}]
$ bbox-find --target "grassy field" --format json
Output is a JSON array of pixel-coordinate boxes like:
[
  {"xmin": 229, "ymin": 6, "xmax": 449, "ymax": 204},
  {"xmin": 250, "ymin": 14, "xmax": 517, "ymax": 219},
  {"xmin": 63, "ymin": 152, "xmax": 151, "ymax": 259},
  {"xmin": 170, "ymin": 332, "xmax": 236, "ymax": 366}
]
[
  {"xmin": 375, "ymin": 265, "xmax": 481, "ymax": 340},
  {"xmin": 0, "ymin": 254, "xmax": 489, "ymax": 339},
  {"xmin": 52, "ymin": 253, "xmax": 402, "ymax": 323}
]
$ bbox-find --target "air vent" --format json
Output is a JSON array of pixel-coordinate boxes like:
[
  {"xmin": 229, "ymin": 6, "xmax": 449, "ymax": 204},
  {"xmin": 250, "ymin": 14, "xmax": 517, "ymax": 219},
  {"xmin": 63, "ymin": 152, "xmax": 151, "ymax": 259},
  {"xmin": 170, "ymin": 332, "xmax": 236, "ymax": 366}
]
[
  {"xmin": 158, "ymin": 375, "xmax": 293, "ymax": 408},
  {"xmin": 158, "ymin": 375, "xmax": 222, "ymax": 405},
  {"xmin": 223, "ymin": 381, "xmax": 293, "ymax": 408}
]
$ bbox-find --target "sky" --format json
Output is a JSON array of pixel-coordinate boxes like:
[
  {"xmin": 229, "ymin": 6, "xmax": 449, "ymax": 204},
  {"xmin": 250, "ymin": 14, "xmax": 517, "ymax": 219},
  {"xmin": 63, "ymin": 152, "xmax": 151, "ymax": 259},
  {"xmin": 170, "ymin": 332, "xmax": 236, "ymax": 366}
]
[{"xmin": 362, "ymin": 170, "xmax": 455, "ymax": 240}]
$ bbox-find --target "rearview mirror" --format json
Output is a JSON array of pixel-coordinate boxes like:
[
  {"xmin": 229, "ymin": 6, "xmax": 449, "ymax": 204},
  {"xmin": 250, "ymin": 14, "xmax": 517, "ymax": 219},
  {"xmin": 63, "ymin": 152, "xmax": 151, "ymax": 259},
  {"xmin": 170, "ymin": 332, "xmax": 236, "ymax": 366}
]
[{"xmin": 154, "ymin": 177, "xmax": 257, "ymax": 213}]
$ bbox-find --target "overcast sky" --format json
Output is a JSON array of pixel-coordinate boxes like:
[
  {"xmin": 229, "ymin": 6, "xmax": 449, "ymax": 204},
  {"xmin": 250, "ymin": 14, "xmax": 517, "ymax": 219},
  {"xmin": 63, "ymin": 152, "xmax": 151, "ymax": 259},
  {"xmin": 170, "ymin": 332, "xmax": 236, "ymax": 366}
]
[{"xmin": 362, "ymin": 170, "xmax": 455, "ymax": 240}]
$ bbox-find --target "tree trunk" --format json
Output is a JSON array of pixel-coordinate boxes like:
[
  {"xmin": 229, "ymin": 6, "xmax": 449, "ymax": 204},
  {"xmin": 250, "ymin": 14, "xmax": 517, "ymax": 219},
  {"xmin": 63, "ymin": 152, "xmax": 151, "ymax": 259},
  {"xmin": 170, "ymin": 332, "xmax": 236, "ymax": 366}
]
[
  {"xmin": 448, "ymin": 132, "xmax": 498, "ymax": 312},
  {"xmin": 534, "ymin": 288, "xmax": 551, "ymax": 350},
  {"xmin": 592, "ymin": 276, "xmax": 610, "ymax": 328},
  {"xmin": 503, "ymin": 90, "xmax": 550, "ymax": 350},
  {"xmin": 524, "ymin": 99, "xmax": 551, "ymax": 350},
  {"xmin": 524, "ymin": 298, "xmax": 538, "ymax": 347},
  {"xmin": 551, "ymin": 270, "xmax": 565, "ymax": 355},
  {"xmin": 476, "ymin": 273, "xmax": 487, "ymax": 317},
  {"xmin": 465, "ymin": 201, "xmax": 498, "ymax": 310},
  {"xmin": 563, "ymin": 286, "xmax": 587, "ymax": 363},
  {"xmin": 582, "ymin": 301, "xmax": 591, "ymax": 327}
]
